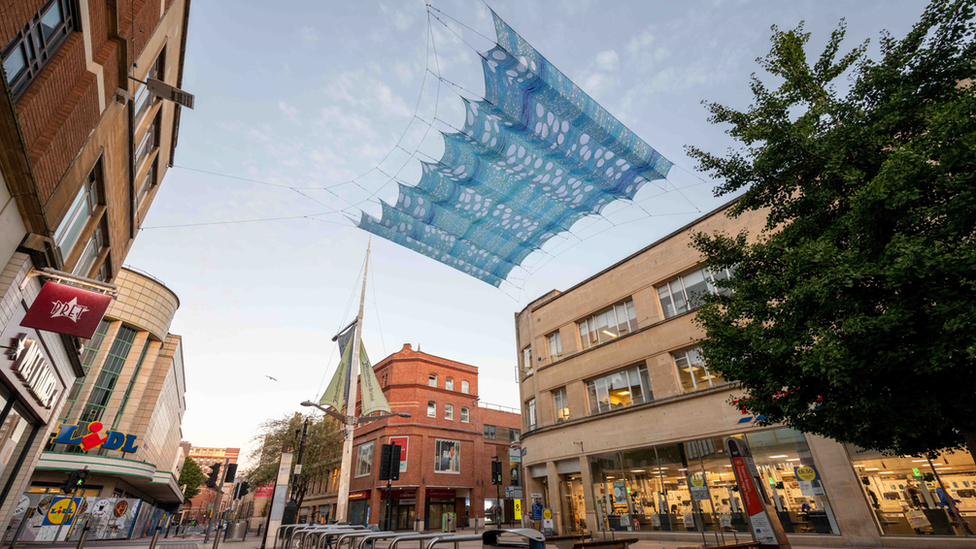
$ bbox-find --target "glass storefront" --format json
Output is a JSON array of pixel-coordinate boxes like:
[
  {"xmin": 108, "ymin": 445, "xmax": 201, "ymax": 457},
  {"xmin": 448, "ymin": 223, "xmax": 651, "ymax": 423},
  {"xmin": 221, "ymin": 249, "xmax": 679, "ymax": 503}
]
[
  {"xmin": 558, "ymin": 474, "xmax": 587, "ymax": 534},
  {"xmin": 847, "ymin": 445, "xmax": 976, "ymax": 536},
  {"xmin": 588, "ymin": 428, "xmax": 839, "ymax": 536},
  {"xmin": 0, "ymin": 391, "xmax": 37, "ymax": 497}
]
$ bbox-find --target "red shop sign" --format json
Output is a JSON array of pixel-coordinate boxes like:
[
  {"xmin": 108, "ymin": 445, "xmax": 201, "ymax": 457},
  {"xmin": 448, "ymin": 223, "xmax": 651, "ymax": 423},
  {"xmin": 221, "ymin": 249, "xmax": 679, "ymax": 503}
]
[
  {"xmin": 21, "ymin": 282, "xmax": 112, "ymax": 339},
  {"xmin": 380, "ymin": 489, "xmax": 417, "ymax": 500},
  {"xmin": 348, "ymin": 490, "xmax": 371, "ymax": 500},
  {"xmin": 425, "ymin": 489, "xmax": 456, "ymax": 499}
]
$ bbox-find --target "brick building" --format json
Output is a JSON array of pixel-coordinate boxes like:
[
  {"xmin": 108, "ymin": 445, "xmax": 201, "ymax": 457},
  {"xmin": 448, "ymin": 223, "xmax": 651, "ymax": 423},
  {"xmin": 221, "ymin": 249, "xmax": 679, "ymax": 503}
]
[
  {"xmin": 302, "ymin": 344, "xmax": 521, "ymax": 530},
  {"xmin": 182, "ymin": 445, "xmax": 240, "ymax": 523},
  {"xmin": 0, "ymin": 0, "xmax": 191, "ymax": 536}
]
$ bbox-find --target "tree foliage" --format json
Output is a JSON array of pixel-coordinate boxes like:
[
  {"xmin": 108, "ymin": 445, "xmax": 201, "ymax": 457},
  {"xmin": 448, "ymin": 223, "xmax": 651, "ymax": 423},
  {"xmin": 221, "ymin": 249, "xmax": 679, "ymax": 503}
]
[
  {"xmin": 243, "ymin": 413, "xmax": 344, "ymax": 511},
  {"xmin": 686, "ymin": 0, "xmax": 976, "ymax": 458},
  {"xmin": 178, "ymin": 456, "xmax": 205, "ymax": 503}
]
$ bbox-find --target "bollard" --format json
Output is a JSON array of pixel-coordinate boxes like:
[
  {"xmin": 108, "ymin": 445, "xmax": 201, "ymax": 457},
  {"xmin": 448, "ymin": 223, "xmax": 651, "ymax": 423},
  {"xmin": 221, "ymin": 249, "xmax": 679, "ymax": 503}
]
[
  {"xmin": 243, "ymin": 522, "xmax": 248, "ymax": 541},
  {"xmin": 165, "ymin": 524, "xmax": 171, "ymax": 538},
  {"xmin": 258, "ymin": 523, "xmax": 263, "ymax": 537},
  {"xmin": 212, "ymin": 523, "xmax": 224, "ymax": 549},
  {"xmin": 75, "ymin": 519, "xmax": 90, "ymax": 549},
  {"xmin": 148, "ymin": 525, "xmax": 162, "ymax": 549}
]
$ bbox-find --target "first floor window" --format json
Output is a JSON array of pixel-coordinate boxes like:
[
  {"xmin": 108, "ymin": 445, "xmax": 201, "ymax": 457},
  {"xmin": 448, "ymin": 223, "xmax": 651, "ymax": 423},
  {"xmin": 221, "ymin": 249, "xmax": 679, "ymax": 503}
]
[
  {"xmin": 434, "ymin": 439, "xmax": 460, "ymax": 473},
  {"xmin": 672, "ymin": 347, "xmax": 723, "ymax": 392},
  {"xmin": 577, "ymin": 299, "xmax": 638, "ymax": 350},
  {"xmin": 656, "ymin": 266, "xmax": 733, "ymax": 319},
  {"xmin": 461, "ymin": 380, "xmax": 469, "ymax": 393},
  {"xmin": 525, "ymin": 399, "xmax": 537, "ymax": 431},
  {"xmin": 521, "ymin": 347, "xmax": 532, "ymax": 375},
  {"xmin": 428, "ymin": 374, "xmax": 437, "ymax": 387},
  {"xmin": 509, "ymin": 429, "xmax": 520, "ymax": 442},
  {"xmin": 460, "ymin": 407, "xmax": 469, "ymax": 422},
  {"xmin": 427, "ymin": 401, "xmax": 436, "ymax": 418},
  {"xmin": 55, "ymin": 162, "xmax": 102, "ymax": 262},
  {"xmin": 444, "ymin": 404, "xmax": 454, "ymax": 420},
  {"xmin": 72, "ymin": 219, "xmax": 106, "ymax": 278},
  {"xmin": 445, "ymin": 377, "xmax": 454, "ymax": 391},
  {"xmin": 355, "ymin": 442, "xmax": 373, "ymax": 477},
  {"xmin": 553, "ymin": 387, "xmax": 570, "ymax": 423},
  {"xmin": 547, "ymin": 331, "xmax": 562, "ymax": 360},
  {"xmin": 586, "ymin": 362, "xmax": 653, "ymax": 415},
  {"xmin": 484, "ymin": 425, "xmax": 497, "ymax": 440}
]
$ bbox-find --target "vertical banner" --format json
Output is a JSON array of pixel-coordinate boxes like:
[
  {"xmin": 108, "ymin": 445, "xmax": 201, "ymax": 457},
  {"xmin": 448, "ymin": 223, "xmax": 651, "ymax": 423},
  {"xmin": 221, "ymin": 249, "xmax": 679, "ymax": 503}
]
[
  {"xmin": 264, "ymin": 452, "xmax": 293, "ymax": 548},
  {"xmin": 319, "ymin": 329, "xmax": 354, "ymax": 412},
  {"xmin": 389, "ymin": 436, "xmax": 408, "ymax": 472},
  {"xmin": 359, "ymin": 342, "xmax": 391, "ymax": 415},
  {"xmin": 726, "ymin": 438, "xmax": 791, "ymax": 549}
]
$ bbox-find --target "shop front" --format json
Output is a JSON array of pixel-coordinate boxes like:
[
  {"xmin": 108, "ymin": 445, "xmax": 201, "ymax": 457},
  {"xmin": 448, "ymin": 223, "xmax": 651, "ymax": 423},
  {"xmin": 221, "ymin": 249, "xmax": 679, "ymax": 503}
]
[
  {"xmin": 587, "ymin": 427, "xmax": 839, "ymax": 537},
  {"xmin": 847, "ymin": 444, "xmax": 975, "ymax": 537},
  {"xmin": 348, "ymin": 491, "xmax": 371, "ymax": 526},
  {"xmin": 378, "ymin": 488, "xmax": 417, "ymax": 530},
  {"xmin": 424, "ymin": 489, "xmax": 458, "ymax": 531}
]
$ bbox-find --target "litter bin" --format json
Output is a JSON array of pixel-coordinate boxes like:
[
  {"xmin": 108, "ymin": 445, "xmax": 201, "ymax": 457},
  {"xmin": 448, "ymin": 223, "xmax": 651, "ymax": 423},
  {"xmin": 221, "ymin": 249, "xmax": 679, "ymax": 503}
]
[
  {"xmin": 442, "ymin": 512, "xmax": 456, "ymax": 532},
  {"xmin": 482, "ymin": 528, "xmax": 545, "ymax": 549}
]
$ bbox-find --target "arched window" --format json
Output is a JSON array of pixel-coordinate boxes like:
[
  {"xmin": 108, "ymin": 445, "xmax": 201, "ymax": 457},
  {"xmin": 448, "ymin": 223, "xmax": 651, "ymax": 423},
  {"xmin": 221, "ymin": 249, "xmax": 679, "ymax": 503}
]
[
  {"xmin": 461, "ymin": 381, "xmax": 469, "ymax": 394},
  {"xmin": 445, "ymin": 404, "xmax": 454, "ymax": 420},
  {"xmin": 446, "ymin": 377, "xmax": 454, "ymax": 391},
  {"xmin": 428, "ymin": 374, "xmax": 437, "ymax": 387},
  {"xmin": 461, "ymin": 407, "xmax": 469, "ymax": 423},
  {"xmin": 427, "ymin": 401, "xmax": 436, "ymax": 417}
]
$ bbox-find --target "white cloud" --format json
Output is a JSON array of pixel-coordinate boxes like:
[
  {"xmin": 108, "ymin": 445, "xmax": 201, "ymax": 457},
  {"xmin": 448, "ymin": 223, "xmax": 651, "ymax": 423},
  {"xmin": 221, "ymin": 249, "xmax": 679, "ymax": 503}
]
[
  {"xmin": 395, "ymin": 11, "xmax": 413, "ymax": 31},
  {"xmin": 394, "ymin": 62, "xmax": 413, "ymax": 85},
  {"xmin": 628, "ymin": 29, "xmax": 655, "ymax": 56},
  {"xmin": 278, "ymin": 101, "xmax": 301, "ymax": 125},
  {"xmin": 300, "ymin": 27, "xmax": 318, "ymax": 49},
  {"xmin": 654, "ymin": 47, "xmax": 670, "ymax": 61},
  {"xmin": 596, "ymin": 50, "xmax": 619, "ymax": 71},
  {"xmin": 323, "ymin": 70, "xmax": 413, "ymax": 118},
  {"xmin": 315, "ymin": 106, "xmax": 376, "ymax": 139}
]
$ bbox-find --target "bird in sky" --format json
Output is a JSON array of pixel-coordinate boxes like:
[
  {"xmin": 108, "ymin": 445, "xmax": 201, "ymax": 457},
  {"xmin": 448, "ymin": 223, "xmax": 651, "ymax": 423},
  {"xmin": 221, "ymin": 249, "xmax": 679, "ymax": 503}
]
[{"xmin": 265, "ymin": 375, "xmax": 278, "ymax": 382}]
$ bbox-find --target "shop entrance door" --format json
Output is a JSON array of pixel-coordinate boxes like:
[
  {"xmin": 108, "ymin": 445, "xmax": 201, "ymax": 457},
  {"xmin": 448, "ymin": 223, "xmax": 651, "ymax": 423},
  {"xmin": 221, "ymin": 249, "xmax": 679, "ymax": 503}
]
[
  {"xmin": 559, "ymin": 474, "xmax": 587, "ymax": 534},
  {"xmin": 426, "ymin": 498, "xmax": 453, "ymax": 530}
]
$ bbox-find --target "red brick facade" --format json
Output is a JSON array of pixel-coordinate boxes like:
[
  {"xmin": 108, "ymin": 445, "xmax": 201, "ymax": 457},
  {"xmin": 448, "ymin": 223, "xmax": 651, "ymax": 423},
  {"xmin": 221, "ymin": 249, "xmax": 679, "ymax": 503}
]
[{"xmin": 346, "ymin": 344, "xmax": 521, "ymax": 529}]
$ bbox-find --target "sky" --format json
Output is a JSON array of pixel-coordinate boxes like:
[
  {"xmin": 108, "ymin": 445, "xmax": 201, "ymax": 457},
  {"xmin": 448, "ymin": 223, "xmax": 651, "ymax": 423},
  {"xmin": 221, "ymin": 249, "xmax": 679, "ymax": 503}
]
[{"xmin": 124, "ymin": 0, "xmax": 930, "ymax": 466}]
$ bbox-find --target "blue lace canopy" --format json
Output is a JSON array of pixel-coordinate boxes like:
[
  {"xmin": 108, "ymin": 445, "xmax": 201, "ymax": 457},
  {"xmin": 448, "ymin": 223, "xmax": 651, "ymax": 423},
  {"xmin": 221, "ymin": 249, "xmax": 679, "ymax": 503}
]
[{"xmin": 358, "ymin": 12, "xmax": 673, "ymax": 287}]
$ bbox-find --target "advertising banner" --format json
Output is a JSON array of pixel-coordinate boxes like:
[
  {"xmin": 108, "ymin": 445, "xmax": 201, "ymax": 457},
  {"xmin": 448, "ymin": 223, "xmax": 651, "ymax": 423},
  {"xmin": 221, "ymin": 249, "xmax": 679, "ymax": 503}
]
[
  {"xmin": 9, "ymin": 495, "xmax": 145, "ymax": 542},
  {"xmin": 793, "ymin": 465, "xmax": 825, "ymax": 497},
  {"xmin": 254, "ymin": 484, "xmax": 275, "ymax": 498},
  {"xmin": 688, "ymin": 472, "xmax": 709, "ymax": 501},
  {"xmin": 20, "ymin": 282, "xmax": 112, "ymax": 339},
  {"xmin": 389, "ymin": 436, "xmax": 408, "ymax": 472},
  {"xmin": 725, "ymin": 437, "xmax": 791, "ymax": 549}
]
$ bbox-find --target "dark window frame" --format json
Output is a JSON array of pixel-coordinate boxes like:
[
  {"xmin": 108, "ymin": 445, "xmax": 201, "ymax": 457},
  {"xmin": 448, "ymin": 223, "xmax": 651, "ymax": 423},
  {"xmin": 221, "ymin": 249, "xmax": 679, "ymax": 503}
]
[{"xmin": 1, "ymin": 0, "xmax": 77, "ymax": 98}]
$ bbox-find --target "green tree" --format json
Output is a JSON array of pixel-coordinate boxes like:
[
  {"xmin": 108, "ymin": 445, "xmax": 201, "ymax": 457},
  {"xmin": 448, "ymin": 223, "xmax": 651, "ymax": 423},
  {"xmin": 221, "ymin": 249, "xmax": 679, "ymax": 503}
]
[
  {"xmin": 243, "ymin": 413, "xmax": 343, "ymax": 512},
  {"xmin": 178, "ymin": 456, "xmax": 205, "ymax": 503},
  {"xmin": 686, "ymin": 0, "xmax": 976, "ymax": 462}
]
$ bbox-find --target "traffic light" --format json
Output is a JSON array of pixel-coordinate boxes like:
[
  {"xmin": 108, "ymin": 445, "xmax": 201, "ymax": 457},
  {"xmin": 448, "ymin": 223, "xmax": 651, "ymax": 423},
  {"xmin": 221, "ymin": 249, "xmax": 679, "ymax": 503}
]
[
  {"xmin": 378, "ymin": 444, "xmax": 401, "ymax": 481},
  {"xmin": 206, "ymin": 463, "xmax": 221, "ymax": 488},
  {"xmin": 235, "ymin": 481, "xmax": 250, "ymax": 500},
  {"xmin": 224, "ymin": 463, "xmax": 237, "ymax": 484},
  {"xmin": 62, "ymin": 469, "xmax": 90, "ymax": 493},
  {"xmin": 491, "ymin": 461, "xmax": 502, "ymax": 485}
]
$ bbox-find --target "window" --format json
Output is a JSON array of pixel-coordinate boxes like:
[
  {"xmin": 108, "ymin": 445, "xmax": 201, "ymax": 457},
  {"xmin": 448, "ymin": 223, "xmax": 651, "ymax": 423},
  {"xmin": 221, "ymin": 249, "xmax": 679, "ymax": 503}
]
[
  {"xmin": 525, "ymin": 399, "xmax": 536, "ymax": 431},
  {"xmin": 133, "ymin": 47, "xmax": 165, "ymax": 127},
  {"xmin": 484, "ymin": 425, "xmax": 497, "ymax": 440},
  {"xmin": 672, "ymin": 347, "xmax": 723, "ymax": 392},
  {"xmin": 586, "ymin": 362, "xmax": 653, "ymax": 415},
  {"xmin": 444, "ymin": 404, "xmax": 454, "ymax": 420},
  {"xmin": 547, "ymin": 331, "xmax": 562, "ymax": 360},
  {"xmin": 2, "ymin": 0, "xmax": 75, "ymax": 97},
  {"xmin": 135, "ymin": 111, "xmax": 161, "ymax": 173},
  {"xmin": 428, "ymin": 374, "xmax": 437, "ymax": 387},
  {"xmin": 354, "ymin": 442, "xmax": 373, "ymax": 477},
  {"xmin": 553, "ymin": 387, "xmax": 570, "ymax": 423},
  {"xmin": 79, "ymin": 326, "xmax": 137, "ymax": 424},
  {"xmin": 55, "ymin": 163, "xmax": 102, "ymax": 263},
  {"xmin": 445, "ymin": 377, "xmax": 454, "ymax": 391},
  {"xmin": 460, "ymin": 407, "xmax": 469, "ymax": 423},
  {"xmin": 521, "ymin": 347, "xmax": 532, "ymax": 375},
  {"xmin": 577, "ymin": 299, "xmax": 638, "ymax": 350},
  {"xmin": 434, "ymin": 439, "xmax": 460, "ymax": 473},
  {"xmin": 656, "ymin": 266, "xmax": 733, "ymax": 319},
  {"xmin": 135, "ymin": 158, "xmax": 156, "ymax": 207},
  {"xmin": 461, "ymin": 380, "xmax": 469, "ymax": 394},
  {"xmin": 427, "ymin": 401, "xmax": 436, "ymax": 418},
  {"xmin": 509, "ymin": 429, "xmax": 520, "ymax": 443},
  {"xmin": 72, "ymin": 218, "xmax": 107, "ymax": 278}
]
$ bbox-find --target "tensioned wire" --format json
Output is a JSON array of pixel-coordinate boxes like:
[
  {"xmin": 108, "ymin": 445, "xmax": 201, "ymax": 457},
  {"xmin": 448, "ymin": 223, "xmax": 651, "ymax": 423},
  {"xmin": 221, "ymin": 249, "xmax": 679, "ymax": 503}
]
[{"xmin": 146, "ymin": 2, "xmax": 714, "ymax": 302}]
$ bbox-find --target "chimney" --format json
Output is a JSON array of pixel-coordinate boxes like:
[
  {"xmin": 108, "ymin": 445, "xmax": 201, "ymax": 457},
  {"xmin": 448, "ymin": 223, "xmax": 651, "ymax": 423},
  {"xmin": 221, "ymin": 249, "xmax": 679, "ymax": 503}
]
[{"xmin": 401, "ymin": 343, "xmax": 412, "ymax": 352}]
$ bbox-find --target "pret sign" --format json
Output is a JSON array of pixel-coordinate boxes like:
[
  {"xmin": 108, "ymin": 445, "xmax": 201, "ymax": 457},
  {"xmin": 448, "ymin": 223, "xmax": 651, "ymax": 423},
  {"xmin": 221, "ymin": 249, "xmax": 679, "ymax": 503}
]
[{"xmin": 21, "ymin": 282, "xmax": 112, "ymax": 338}]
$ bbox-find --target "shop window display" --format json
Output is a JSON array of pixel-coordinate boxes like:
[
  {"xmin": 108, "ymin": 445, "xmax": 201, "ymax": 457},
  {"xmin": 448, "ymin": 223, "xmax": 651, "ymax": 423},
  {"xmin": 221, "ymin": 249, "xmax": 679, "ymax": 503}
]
[
  {"xmin": 587, "ymin": 428, "xmax": 839, "ymax": 536},
  {"xmin": 847, "ymin": 445, "xmax": 975, "ymax": 537}
]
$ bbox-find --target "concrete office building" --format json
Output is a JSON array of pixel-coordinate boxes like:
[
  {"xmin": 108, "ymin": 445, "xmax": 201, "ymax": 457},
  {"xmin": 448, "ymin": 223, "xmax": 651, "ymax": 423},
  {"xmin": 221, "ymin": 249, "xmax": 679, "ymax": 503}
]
[
  {"xmin": 515, "ymin": 201, "xmax": 974, "ymax": 548},
  {"xmin": 0, "ymin": 0, "xmax": 190, "ymax": 537}
]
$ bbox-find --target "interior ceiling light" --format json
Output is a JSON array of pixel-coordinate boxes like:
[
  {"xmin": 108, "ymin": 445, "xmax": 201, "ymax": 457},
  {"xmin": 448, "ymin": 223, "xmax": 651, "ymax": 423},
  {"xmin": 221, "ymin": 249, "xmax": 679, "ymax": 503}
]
[
  {"xmin": 769, "ymin": 455, "xmax": 788, "ymax": 459},
  {"xmin": 358, "ymin": 12, "xmax": 673, "ymax": 287},
  {"xmin": 602, "ymin": 330, "xmax": 618, "ymax": 338}
]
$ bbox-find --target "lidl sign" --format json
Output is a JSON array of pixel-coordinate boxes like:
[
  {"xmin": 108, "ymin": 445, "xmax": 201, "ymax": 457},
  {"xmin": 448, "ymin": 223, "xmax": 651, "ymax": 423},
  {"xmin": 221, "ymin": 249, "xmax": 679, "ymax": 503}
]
[{"xmin": 51, "ymin": 422, "xmax": 139, "ymax": 453}]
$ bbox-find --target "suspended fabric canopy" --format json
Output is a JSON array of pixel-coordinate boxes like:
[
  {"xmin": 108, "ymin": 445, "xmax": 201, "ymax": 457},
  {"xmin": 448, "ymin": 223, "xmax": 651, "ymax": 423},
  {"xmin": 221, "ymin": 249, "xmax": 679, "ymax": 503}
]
[{"xmin": 358, "ymin": 12, "xmax": 673, "ymax": 287}]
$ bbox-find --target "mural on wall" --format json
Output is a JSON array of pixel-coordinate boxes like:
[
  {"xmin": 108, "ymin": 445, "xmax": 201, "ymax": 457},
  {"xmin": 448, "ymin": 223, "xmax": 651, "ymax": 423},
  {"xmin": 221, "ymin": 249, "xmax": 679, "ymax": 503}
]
[{"xmin": 8, "ymin": 494, "xmax": 165, "ymax": 542}]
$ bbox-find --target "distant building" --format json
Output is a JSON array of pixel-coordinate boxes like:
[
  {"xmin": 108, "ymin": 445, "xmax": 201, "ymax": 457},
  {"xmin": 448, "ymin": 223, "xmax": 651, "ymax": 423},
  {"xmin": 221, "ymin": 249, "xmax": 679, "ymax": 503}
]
[
  {"xmin": 304, "ymin": 344, "xmax": 521, "ymax": 530},
  {"xmin": 182, "ymin": 445, "xmax": 241, "ymax": 523}
]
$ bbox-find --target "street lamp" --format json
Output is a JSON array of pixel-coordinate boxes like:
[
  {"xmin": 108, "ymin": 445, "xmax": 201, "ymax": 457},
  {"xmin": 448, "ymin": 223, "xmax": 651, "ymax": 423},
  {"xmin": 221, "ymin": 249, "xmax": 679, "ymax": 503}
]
[{"xmin": 300, "ymin": 401, "xmax": 411, "ymax": 424}]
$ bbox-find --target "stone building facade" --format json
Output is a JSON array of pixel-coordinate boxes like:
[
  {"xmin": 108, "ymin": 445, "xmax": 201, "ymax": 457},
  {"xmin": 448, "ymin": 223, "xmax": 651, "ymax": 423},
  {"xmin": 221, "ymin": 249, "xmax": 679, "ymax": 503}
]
[{"xmin": 515, "ymin": 201, "xmax": 975, "ymax": 547}]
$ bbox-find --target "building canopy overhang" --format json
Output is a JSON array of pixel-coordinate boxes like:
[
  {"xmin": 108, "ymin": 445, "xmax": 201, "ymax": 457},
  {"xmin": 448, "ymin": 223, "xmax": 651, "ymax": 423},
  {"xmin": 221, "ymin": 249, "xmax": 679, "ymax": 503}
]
[{"xmin": 36, "ymin": 451, "xmax": 183, "ymax": 504}]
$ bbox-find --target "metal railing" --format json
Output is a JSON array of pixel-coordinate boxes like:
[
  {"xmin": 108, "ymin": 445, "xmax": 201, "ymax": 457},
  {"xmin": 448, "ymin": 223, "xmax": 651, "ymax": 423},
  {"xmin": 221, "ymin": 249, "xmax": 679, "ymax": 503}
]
[{"xmin": 478, "ymin": 402, "xmax": 520, "ymax": 414}]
